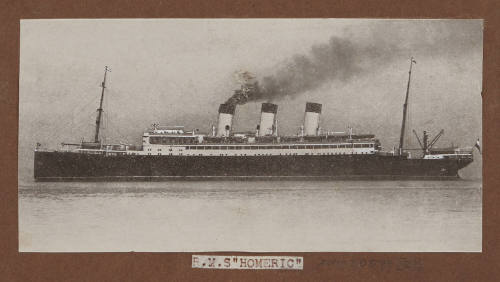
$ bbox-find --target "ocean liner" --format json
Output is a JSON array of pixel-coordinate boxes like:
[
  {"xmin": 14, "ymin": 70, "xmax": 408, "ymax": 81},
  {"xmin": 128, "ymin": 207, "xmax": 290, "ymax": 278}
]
[{"xmin": 34, "ymin": 61, "xmax": 474, "ymax": 181}]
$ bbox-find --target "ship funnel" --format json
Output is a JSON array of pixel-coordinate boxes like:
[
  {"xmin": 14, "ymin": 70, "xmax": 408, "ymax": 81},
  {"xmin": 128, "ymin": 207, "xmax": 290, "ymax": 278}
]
[
  {"xmin": 216, "ymin": 103, "xmax": 236, "ymax": 137},
  {"xmin": 304, "ymin": 102, "xmax": 322, "ymax": 136},
  {"xmin": 258, "ymin": 103, "xmax": 278, "ymax": 136}
]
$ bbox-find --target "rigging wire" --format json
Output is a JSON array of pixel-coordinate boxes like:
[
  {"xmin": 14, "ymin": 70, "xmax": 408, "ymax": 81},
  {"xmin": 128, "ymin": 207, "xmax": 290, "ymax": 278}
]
[
  {"xmin": 45, "ymin": 88, "xmax": 101, "ymax": 142},
  {"xmin": 96, "ymin": 81, "xmax": 135, "ymax": 145},
  {"xmin": 34, "ymin": 69, "xmax": 115, "ymax": 148},
  {"xmin": 34, "ymin": 92, "xmax": 98, "ymax": 143},
  {"xmin": 104, "ymin": 87, "xmax": 147, "ymax": 129},
  {"xmin": 103, "ymin": 117, "xmax": 133, "ymax": 144},
  {"xmin": 71, "ymin": 93, "xmax": 100, "ymax": 119}
]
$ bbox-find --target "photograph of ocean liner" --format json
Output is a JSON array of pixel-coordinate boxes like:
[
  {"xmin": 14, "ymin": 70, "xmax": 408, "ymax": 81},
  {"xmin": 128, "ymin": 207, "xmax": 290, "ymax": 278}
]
[
  {"xmin": 19, "ymin": 19, "xmax": 482, "ymax": 252},
  {"xmin": 33, "ymin": 62, "xmax": 475, "ymax": 181}
]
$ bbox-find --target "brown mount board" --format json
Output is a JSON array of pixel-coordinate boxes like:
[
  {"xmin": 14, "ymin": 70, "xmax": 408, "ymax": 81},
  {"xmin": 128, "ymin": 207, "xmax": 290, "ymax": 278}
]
[{"xmin": 1, "ymin": 0, "xmax": 499, "ymax": 281}]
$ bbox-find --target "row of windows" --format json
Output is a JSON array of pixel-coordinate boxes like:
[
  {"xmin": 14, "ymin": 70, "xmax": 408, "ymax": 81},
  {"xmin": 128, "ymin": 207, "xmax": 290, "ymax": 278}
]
[
  {"xmin": 183, "ymin": 144, "xmax": 374, "ymax": 150},
  {"xmin": 149, "ymin": 137, "xmax": 198, "ymax": 144}
]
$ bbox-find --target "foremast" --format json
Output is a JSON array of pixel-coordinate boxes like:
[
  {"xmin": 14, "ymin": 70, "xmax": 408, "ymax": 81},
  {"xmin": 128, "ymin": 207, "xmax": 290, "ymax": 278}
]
[{"xmin": 94, "ymin": 66, "xmax": 110, "ymax": 144}]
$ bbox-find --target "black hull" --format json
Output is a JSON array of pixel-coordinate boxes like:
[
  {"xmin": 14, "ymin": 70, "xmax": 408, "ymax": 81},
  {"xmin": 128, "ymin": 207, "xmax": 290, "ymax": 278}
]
[{"xmin": 34, "ymin": 151, "xmax": 473, "ymax": 182}]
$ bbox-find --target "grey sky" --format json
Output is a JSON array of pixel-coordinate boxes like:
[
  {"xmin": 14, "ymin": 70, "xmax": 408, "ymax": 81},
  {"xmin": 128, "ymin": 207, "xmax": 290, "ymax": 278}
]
[{"xmin": 19, "ymin": 19, "xmax": 483, "ymax": 178}]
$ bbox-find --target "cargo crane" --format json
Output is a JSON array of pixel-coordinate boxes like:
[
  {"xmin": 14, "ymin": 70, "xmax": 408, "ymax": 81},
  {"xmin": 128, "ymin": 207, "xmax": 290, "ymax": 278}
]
[{"xmin": 413, "ymin": 129, "xmax": 444, "ymax": 155}]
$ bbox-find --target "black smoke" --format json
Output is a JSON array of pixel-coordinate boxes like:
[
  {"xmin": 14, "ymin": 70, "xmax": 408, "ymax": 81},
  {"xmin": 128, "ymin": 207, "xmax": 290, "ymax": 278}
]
[
  {"xmin": 224, "ymin": 20, "xmax": 481, "ymax": 106},
  {"xmin": 224, "ymin": 36, "xmax": 385, "ymax": 106}
]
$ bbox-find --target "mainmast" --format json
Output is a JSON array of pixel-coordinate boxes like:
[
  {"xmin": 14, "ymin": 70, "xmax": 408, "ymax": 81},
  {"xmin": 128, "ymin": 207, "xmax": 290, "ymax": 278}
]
[
  {"xmin": 398, "ymin": 57, "xmax": 416, "ymax": 154},
  {"xmin": 94, "ymin": 66, "xmax": 110, "ymax": 144}
]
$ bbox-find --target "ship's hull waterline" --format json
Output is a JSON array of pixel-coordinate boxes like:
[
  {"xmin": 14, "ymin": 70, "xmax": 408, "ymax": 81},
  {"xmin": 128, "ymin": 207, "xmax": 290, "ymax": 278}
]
[{"xmin": 34, "ymin": 151, "xmax": 472, "ymax": 182}]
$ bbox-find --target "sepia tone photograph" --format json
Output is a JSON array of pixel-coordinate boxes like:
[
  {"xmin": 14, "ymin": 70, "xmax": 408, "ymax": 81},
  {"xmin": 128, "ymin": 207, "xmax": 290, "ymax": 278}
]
[{"xmin": 19, "ymin": 19, "xmax": 482, "ymax": 252}]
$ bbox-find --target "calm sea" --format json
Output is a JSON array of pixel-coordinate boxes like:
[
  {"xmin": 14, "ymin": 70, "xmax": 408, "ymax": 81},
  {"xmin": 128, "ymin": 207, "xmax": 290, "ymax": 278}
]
[{"xmin": 18, "ymin": 179, "xmax": 482, "ymax": 252}]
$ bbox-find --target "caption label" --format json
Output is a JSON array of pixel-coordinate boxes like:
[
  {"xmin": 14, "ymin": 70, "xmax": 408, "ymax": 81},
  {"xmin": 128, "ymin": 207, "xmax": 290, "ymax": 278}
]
[{"xmin": 192, "ymin": 255, "xmax": 303, "ymax": 270}]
